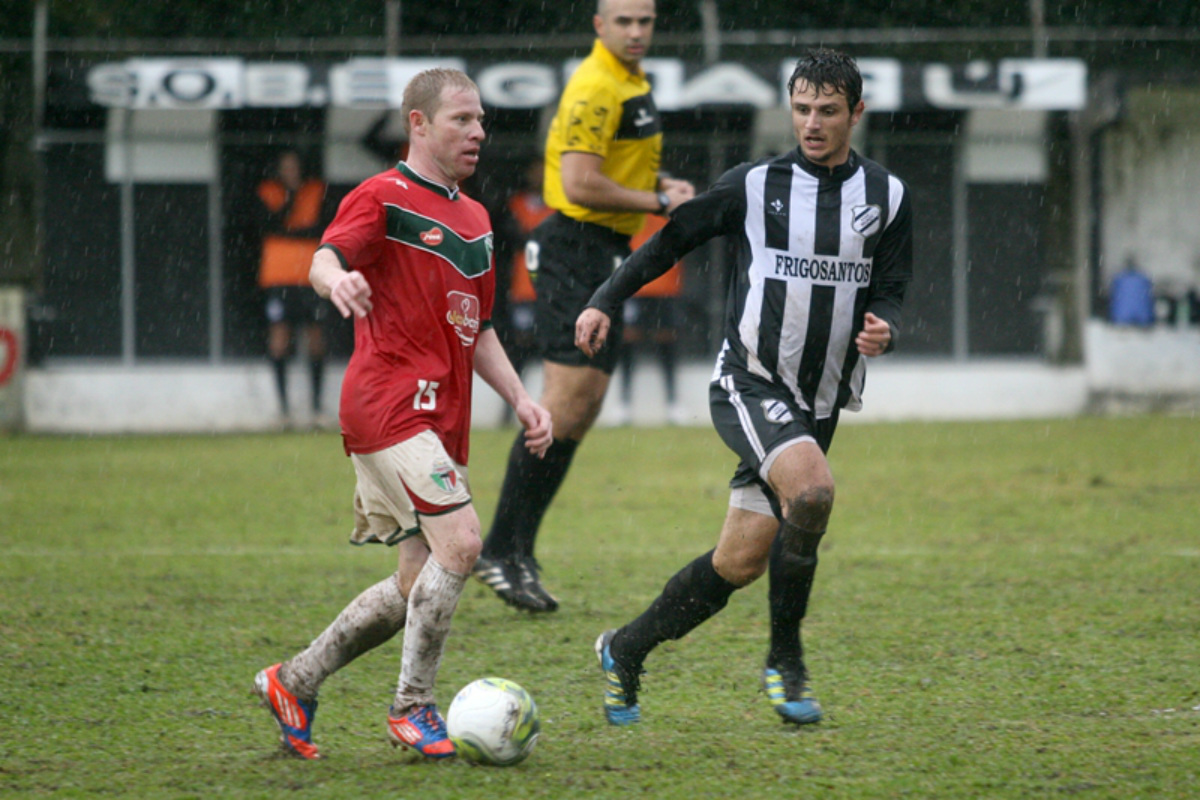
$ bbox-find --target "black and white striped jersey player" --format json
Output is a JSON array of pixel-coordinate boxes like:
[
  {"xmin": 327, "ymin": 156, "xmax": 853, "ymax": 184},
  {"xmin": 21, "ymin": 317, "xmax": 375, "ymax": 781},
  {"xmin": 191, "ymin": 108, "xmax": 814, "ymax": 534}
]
[{"xmin": 577, "ymin": 49, "xmax": 913, "ymax": 726}]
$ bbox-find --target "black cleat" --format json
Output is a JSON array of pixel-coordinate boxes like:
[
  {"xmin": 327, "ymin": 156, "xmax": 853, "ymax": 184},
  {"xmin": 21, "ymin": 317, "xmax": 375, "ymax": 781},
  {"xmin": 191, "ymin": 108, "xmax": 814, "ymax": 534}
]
[
  {"xmin": 515, "ymin": 556, "xmax": 559, "ymax": 613},
  {"xmin": 472, "ymin": 555, "xmax": 549, "ymax": 612}
]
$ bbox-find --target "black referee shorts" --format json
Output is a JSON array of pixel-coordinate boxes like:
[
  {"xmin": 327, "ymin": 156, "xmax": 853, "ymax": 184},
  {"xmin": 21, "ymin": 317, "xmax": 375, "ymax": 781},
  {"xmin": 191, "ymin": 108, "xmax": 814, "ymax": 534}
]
[
  {"xmin": 264, "ymin": 285, "xmax": 328, "ymax": 327},
  {"xmin": 709, "ymin": 364, "xmax": 840, "ymax": 500},
  {"xmin": 530, "ymin": 213, "xmax": 631, "ymax": 374}
]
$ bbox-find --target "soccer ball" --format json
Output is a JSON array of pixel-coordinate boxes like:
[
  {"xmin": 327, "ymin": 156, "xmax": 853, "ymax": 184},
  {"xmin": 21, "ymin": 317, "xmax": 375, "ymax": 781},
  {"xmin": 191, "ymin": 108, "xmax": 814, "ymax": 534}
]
[{"xmin": 446, "ymin": 677, "xmax": 540, "ymax": 766}]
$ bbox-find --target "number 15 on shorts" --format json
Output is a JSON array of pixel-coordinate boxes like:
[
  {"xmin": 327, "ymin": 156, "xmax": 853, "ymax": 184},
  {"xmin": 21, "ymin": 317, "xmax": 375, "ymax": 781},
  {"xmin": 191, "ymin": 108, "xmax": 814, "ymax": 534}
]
[{"xmin": 414, "ymin": 379, "xmax": 439, "ymax": 410}]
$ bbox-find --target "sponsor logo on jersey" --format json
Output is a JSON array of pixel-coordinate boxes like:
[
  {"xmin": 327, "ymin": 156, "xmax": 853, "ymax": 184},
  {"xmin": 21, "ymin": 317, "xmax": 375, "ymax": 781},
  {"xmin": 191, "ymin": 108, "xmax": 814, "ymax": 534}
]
[
  {"xmin": 769, "ymin": 198, "xmax": 785, "ymax": 215},
  {"xmin": 446, "ymin": 290, "xmax": 481, "ymax": 345},
  {"xmin": 633, "ymin": 107, "xmax": 656, "ymax": 127},
  {"xmin": 420, "ymin": 226, "xmax": 445, "ymax": 246},
  {"xmin": 851, "ymin": 204, "xmax": 882, "ymax": 237},
  {"xmin": 431, "ymin": 460, "xmax": 459, "ymax": 493},
  {"xmin": 762, "ymin": 399, "xmax": 794, "ymax": 424},
  {"xmin": 390, "ymin": 177, "xmax": 410, "ymax": 189},
  {"xmin": 774, "ymin": 254, "xmax": 872, "ymax": 284}
]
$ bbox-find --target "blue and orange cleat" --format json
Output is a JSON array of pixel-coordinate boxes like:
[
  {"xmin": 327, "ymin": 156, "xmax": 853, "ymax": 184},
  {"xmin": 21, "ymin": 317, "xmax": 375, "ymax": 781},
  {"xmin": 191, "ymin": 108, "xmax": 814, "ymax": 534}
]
[
  {"xmin": 387, "ymin": 704, "xmax": 456, "ymax": 759},
  {"xmin": 254, "ymin": 663, "xmax": 321, "ymax": 759},
  {"xmin": 595, "ymin": 629, "xmax": 641, "ymax": 725},
  {"xmin": 762, "ymin": 665, "xmax": 823, "ymax": 725}
]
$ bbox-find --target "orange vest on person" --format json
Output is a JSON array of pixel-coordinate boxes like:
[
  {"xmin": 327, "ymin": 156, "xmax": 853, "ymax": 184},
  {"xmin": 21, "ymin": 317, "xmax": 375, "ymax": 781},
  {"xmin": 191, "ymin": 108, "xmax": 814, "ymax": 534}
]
[
  {"xmin": 257, "ymin": 178, "xmax": 326, "ymax": 288},
  {"xmin": 631, "ymin": 214, "xmax": 683, "ymax": 298},
  {"xmin": 507, "ymin": 191, "xmax": 554, "ymax": 303}
]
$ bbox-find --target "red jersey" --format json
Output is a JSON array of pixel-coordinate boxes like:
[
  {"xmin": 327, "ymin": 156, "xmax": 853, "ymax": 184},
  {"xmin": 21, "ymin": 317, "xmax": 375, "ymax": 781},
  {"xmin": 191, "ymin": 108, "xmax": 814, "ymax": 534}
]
[{"xmin": 320, "ymin": 163, "xmax": 495, "ymax": 463}]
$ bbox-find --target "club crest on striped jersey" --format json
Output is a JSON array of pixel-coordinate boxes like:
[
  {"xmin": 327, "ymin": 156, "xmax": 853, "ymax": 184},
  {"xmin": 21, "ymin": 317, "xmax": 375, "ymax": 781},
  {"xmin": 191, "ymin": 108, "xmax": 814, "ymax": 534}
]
[
  {"xmin": 762, "ymin": 399, "xmax": 794, "ymax": 424},
  {"xmin": 851, "ymin": 204, "xmax": 882, "ymax": 237},
  {"xmin": 420, "ymin": 226, "xmax": 445, "ymax": 246},
  {"xmin": 431, "ymin": 460, "xmax": 459, "ymax": 492},
  {"xmin": 446, "ymin": 291, "xmax": 481, "ymax": 346}
]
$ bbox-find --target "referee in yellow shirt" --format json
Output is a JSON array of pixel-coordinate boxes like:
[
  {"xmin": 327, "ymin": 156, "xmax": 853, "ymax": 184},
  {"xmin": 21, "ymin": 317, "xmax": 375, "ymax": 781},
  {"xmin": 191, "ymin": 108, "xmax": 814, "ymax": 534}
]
[{"xmin": 474, "ymin": 0, "xmax": 694, "ymax": 612}]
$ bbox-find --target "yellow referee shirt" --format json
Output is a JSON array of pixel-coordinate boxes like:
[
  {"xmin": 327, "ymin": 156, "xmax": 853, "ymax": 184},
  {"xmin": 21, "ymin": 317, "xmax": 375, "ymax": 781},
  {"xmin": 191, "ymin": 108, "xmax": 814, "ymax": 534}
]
[{"xmin": 543, "ymin": 39, "xmax": 663, "ymax": 237}]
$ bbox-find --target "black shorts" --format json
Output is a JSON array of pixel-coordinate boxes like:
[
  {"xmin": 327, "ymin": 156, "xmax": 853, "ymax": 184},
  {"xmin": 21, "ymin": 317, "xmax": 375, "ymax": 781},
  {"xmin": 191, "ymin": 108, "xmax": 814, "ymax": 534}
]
[
  {"xmin": 264, "ymin": 286, "xmax": 327, "ymax": 327},
  {"xmin": 530, "ymin": 213, "xmax": 631, "ymax": 373},
  {"xmin": 710, "ymin": 363, "xmax": 839, "ymax": 512}
]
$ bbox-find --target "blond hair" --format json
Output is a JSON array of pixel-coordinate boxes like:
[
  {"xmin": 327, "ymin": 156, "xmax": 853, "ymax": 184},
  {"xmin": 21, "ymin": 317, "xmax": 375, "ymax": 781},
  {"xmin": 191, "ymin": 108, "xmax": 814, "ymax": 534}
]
[{"xmin": 400, "ymin": 68, "xmax": 480, "ymax": 134}]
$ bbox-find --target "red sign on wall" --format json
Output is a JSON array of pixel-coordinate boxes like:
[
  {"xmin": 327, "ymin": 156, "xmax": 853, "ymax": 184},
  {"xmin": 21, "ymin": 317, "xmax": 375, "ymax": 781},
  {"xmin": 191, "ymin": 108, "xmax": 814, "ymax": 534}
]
[{"xmin": 0, "ymin": 328, "xmax": 18, "ymax": 386}]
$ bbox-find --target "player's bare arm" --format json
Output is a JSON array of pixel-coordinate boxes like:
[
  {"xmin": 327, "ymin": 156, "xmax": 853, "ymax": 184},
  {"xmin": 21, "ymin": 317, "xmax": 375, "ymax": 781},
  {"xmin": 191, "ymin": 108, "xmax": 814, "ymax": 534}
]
[
  {"xmin": 574, "ymin": 307, "xmax": 612, "ymax": 358},
  {"xmin": 473, "ymin": 328, "xmax": 553, "ymax": 456},
  {"xmin": 855, "ymin": 311, "xmax": 891, "ymax": 356},
  {"xmin": 310, "ymin": 247, "xmax": 372, "ymax": 319},
  {"xmin": 561, "ymin": 152, "xmax": 693, "ymax": 214}
]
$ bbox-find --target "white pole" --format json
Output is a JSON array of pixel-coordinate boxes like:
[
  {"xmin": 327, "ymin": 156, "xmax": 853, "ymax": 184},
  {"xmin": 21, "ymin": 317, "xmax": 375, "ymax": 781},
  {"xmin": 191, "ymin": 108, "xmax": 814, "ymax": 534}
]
[
  {"xmin": 1030, "ymin": 0, "xmax": 1047, "ymax": 57},
  {"xmin": 699, "ymin": 0, "xmax": 720, "ymax": 65},
  {"xmin": 386, "ymin": 1, "xmax": 401, "ymax": 57}
]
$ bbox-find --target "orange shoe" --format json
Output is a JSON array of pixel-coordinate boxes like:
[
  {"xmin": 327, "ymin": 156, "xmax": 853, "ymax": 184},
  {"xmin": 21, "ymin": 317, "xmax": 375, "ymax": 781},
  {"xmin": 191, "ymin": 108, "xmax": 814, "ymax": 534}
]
[
  {"xmin": 387, "ymin": 704, "xmax": 456, "ymax": 759},
  {"xmin": 253, "ymin": 663, "xmax": 321, "ymax": 759}
]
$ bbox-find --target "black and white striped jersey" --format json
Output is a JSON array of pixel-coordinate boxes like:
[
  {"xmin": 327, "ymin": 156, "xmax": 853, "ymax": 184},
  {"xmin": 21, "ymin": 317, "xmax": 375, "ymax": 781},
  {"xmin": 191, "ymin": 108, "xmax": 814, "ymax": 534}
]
[{"xmin": 588, "ymin": 147, "xmax": 912, "ymax": 419}]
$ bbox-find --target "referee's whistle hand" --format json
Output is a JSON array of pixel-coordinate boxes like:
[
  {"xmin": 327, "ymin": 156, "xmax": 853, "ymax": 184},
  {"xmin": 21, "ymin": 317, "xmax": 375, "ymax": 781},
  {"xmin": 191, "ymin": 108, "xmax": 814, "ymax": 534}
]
[{"xmin": 575, "ymin": 308, "xmax": 611, "ymax": 357}]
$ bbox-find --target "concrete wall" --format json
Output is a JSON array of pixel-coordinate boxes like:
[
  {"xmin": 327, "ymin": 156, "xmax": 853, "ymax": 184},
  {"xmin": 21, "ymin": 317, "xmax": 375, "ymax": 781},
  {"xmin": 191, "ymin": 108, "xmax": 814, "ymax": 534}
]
[
  {"xmin": 1101, "ymin": 86, "xmax": 1200, "ymax": 296},
  {"xmin": 1083, "ymin": 319, "xmax": 1200, "ymax": 413},
  {"xmin": 14, "ymin": 358, "xmax": 1081, "ymax": 435},
  {"xmin": 19, "ymin": 321, "xmax": 1196, "ymax": 435}
]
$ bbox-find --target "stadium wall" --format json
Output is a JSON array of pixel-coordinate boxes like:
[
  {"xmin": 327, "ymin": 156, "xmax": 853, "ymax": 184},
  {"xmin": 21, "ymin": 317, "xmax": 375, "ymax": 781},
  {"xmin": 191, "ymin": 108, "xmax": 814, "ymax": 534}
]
[{"xmin": 19, "ymin": 324, "xmax": 1198, "ymax": 434}]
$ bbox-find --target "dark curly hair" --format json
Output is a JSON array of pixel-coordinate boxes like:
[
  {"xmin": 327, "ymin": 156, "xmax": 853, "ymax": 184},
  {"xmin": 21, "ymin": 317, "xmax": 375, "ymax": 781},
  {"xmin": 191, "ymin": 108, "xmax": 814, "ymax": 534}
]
[{"xmin": 787, "ymin": 48, "xmax": 862, "ymax": 109}]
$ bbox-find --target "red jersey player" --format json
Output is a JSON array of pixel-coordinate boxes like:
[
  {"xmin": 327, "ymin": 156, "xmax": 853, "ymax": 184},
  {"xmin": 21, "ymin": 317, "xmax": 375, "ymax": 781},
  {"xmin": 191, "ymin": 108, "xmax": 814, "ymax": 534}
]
[{"xmin": 253, "ymin": 68, "xmax": 551, "ymax": 762}]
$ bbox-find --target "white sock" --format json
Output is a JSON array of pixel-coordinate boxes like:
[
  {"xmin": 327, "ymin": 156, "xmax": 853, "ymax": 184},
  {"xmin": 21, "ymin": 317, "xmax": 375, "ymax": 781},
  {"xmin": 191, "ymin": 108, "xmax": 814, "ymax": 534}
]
[
  {"xmin": 393, "ymin": 558, "xmax": 467, "ymax": 712},
  {"xmin": 281, "ymin": 575, "xmax": 407, "ymax": 702}
]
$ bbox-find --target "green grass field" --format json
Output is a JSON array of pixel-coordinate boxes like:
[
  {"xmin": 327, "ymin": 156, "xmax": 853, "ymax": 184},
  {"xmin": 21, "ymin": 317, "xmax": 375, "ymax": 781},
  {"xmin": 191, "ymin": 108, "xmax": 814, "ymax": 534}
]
[{"xmin": 2, "ymin": 416, "xmax": 1198, "ymax": 798}]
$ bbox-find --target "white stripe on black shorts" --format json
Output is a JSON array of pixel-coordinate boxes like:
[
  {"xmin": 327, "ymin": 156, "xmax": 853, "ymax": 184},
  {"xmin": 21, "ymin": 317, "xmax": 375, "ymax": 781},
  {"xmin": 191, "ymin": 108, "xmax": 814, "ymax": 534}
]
[{"xmin": 709, "ymin": 364, "xmax": 839, "ymax": 494}]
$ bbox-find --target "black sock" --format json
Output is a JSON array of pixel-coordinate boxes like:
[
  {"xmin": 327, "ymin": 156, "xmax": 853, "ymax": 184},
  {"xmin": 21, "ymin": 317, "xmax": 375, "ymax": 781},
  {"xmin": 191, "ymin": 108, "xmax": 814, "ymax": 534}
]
[
  {"xmin": 481, "ymin": 436, "xmax": 579, "ymax": 560},
  {"xmin": 310, "ymin": 358, "xmax": 325, "ymax": 413},
  {"xmin": 612, "ymin": 550, "xmax": 738, "ymax": 670},
  {"xmin": 270, "ymin": 356, "xmax": 288, "ymax": 413},
  {"xmin": 767, "ymin": 520, "xmax": 824, "ymax": 669}
]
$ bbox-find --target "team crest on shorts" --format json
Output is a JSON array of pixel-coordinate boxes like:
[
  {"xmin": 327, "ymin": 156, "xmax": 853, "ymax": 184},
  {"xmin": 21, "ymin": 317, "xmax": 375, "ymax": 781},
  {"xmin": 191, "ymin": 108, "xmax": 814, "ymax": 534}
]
[
  {"xmin": 431, "ymin": 460, "xmax": 460, "ymax": 493},
  {"xmin": 761, "ymin": 399, "xmax": 794, "ymax": 424}
]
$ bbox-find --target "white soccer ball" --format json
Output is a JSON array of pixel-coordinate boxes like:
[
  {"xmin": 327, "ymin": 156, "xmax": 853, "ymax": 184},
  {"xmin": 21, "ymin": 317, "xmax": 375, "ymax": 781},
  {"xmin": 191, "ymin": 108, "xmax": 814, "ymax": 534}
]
[{"xmin": 446, "ymin": 677, "xmax": 540, "ymax": 766}]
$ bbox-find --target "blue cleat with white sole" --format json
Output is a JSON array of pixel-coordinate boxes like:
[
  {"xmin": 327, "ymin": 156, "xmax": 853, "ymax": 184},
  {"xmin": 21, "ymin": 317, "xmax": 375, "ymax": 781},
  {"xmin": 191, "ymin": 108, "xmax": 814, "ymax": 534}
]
[
  {"xmin": 763, "ymin": 665, "xmax": 823, "ymax": 725},
  {"xmin": 595, "ymin": 630, "xmax": 641, "ymax": 725}
]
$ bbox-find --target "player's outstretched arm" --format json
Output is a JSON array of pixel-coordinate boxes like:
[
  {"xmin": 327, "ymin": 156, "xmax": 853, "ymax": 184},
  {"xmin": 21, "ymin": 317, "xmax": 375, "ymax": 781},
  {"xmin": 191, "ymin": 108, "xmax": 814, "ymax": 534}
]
[
  {"xmin": 473, "ymin": 328, "xmax": 552, "ymax": 456},
  {"xmin": 575, "ymin": 308, "xmax": 612, "ymax": 358},
  {"xmin": 310, "ymin": 247, "xmax": 372, "ymax": 319}
]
